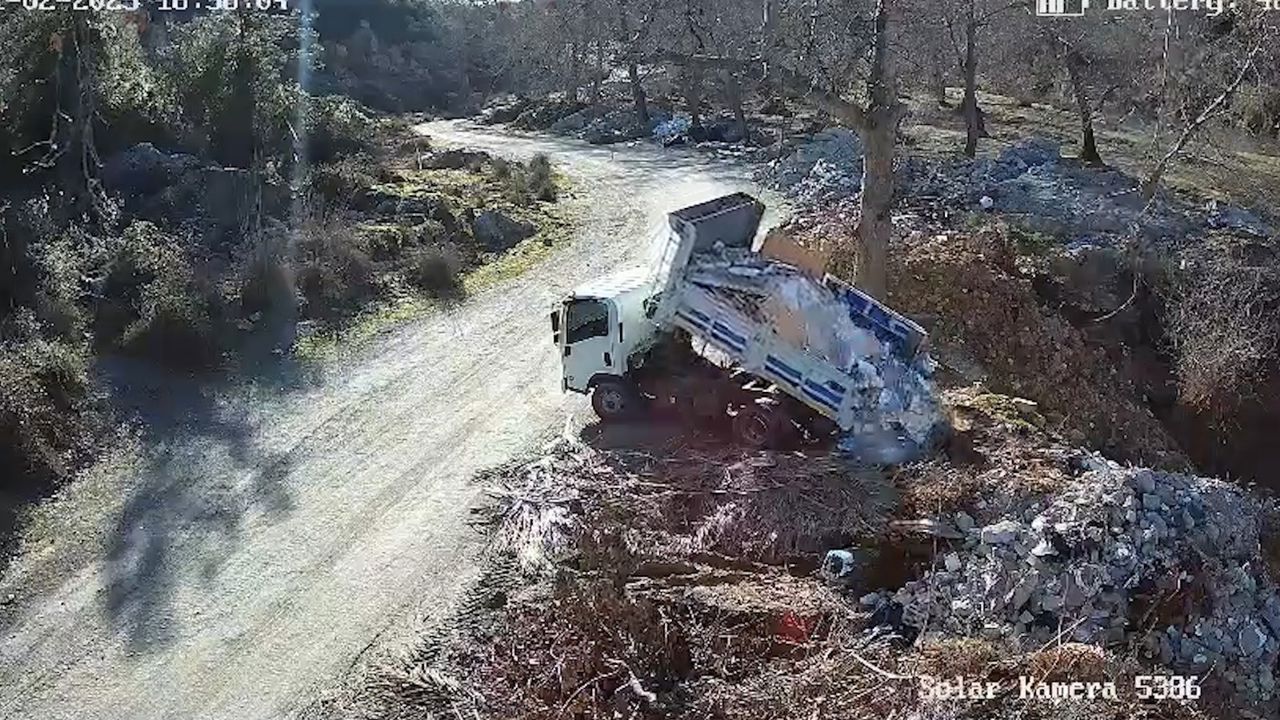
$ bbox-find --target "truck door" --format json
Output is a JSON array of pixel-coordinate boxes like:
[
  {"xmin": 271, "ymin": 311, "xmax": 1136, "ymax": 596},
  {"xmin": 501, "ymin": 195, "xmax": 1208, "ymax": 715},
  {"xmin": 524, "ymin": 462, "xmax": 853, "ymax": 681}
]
[{"xmin": 562, "ymin": 298, "xmax": 615, "ymax": 392}]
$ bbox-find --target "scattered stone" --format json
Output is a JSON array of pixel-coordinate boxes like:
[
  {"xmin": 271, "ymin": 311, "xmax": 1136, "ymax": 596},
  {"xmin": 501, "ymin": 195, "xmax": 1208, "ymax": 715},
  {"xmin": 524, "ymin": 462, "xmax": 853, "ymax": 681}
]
[
  {"xmin": 1030, "ymin": 538, "xmax": 1056, "ymax": 557},
  {"xmin": 980, "ymin": 520, "xmax": 1020, "ymax": 545},
  {"xmin": 891, "ymin": 463, "xmax": 1280, "ymax": 706},
  {"xmin": 820, "ymin": 549, "xmax": 861, "ymax": 587},
  {"xmin": 1239, "ymin": 622, "xmax": 1268, "ymax": 658},
  {"xmin": 479, "ymin": 95, "xmax": 532, "ymax": 125}
]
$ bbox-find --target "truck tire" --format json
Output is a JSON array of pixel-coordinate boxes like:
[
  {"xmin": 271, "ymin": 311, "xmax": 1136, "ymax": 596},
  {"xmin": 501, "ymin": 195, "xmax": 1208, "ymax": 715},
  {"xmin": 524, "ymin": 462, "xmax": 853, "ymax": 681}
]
[
  {"xmin": 592, "ymin": 379, "xmax": 637, "ymax": 422},
  {"xmin": 732, "ymin": 404, "xmax": 782, "ymax": 449}
]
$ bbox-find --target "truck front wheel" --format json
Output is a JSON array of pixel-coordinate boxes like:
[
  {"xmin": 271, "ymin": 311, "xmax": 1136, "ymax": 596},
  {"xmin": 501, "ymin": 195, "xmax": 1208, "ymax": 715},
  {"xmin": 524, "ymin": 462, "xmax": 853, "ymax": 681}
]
[{"xmin": 592, "ymin": 380, "xmax": 637, "ymax": 422}]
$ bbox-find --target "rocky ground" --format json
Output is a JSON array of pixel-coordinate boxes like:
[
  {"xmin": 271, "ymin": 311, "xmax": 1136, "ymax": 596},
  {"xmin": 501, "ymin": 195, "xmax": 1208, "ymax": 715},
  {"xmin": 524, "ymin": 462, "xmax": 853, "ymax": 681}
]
[
  {"xmin": 328, "ymin": 94, "xmax": 1280, "ymax": 720},
  {"xmin": 337, "ymin": 385, "xmax": 1277, "ymax": 719}
]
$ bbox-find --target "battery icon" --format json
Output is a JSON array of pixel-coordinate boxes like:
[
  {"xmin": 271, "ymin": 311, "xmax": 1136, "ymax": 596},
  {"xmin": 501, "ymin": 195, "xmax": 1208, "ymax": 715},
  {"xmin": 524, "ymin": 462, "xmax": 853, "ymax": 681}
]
[{"xmin": 1036, "ymin": 0, "xmax": 1089, "ymax": 15}]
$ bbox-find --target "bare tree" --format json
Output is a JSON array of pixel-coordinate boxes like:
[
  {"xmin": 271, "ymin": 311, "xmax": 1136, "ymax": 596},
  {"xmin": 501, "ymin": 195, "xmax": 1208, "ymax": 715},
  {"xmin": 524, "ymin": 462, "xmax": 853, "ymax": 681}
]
[
  {"xmin": 616, "ymin": 0, "xmax": 652, "ymax": 128},
  {"xmin": 943, "ymin": 0, "xmax": 1018, "ymax": 157},
  {"xmin": 1062, "ymin": 41, "xmax": 1103, "ymax": 165},
  {"xmin": 1142, "ymin": 45, "xmax": 1262, "ymax": 200}
]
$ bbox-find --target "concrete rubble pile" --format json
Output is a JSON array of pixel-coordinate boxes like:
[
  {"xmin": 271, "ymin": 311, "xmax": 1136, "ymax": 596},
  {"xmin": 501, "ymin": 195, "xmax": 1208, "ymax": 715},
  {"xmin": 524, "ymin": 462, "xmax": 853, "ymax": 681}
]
[
  {"xmin": 757, "ymin": 128, "xmax": 863, "ymax": 208},
  {"xmin": 871, "ymin": 457, "xmax": 1280, "ymax": 702},
  {"xmin": 759, "ymin": 129, "xmax": 1274, "ymax": 246},
  {"xmin": 685, "ymin": 251, "xmax": 943, "ymax": 462}
]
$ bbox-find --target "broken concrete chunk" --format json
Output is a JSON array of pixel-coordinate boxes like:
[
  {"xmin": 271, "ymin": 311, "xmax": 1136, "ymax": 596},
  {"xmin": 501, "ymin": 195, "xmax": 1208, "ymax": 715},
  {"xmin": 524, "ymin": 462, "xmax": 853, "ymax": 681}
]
[
  {"xmin": 1239, "ymin": 622, "xmax": 1269, "ymax": 658},
  {"xmin": 980, "ymin": 520, "xmax": 1021, "ymax": 545},
  {"xmin": 820, "ymin": 549, "xmax": 861, "ymax": 586}
]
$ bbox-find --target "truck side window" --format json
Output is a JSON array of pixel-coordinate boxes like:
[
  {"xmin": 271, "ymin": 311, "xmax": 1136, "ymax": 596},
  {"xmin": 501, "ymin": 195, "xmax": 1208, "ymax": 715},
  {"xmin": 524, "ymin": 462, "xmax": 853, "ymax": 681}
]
[{"xmin": 565, "ymin": 300, "xmax": 609, "ymax": 343}]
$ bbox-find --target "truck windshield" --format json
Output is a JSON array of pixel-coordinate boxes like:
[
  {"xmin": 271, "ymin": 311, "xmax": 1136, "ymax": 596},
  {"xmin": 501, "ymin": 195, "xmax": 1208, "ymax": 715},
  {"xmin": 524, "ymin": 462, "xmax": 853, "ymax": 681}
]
[{"xmin": 565, "ymin": 299, "xmax": 609, "ymax": 343}]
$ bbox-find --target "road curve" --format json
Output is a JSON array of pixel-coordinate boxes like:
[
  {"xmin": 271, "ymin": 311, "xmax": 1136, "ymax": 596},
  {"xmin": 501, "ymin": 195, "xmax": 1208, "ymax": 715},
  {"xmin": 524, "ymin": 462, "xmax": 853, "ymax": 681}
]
[{"xmin": 0, "ymin": 122, "xmax": 783, "ymax": 720}]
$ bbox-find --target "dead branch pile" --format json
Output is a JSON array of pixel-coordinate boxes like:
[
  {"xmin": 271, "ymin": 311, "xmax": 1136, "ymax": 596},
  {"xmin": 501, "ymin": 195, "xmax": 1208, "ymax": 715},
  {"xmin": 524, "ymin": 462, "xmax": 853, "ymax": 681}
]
[{"xmin": 476, "ymin": 436, "xmax": 895, "ymax": 573}]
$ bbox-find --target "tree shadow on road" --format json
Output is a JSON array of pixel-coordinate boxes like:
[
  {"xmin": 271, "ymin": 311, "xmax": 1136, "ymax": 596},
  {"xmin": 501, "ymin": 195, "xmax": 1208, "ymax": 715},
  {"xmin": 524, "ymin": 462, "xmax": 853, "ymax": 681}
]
[{"xmin": 98, "ymin": 353, "xmax": 314, "ymax": 652}]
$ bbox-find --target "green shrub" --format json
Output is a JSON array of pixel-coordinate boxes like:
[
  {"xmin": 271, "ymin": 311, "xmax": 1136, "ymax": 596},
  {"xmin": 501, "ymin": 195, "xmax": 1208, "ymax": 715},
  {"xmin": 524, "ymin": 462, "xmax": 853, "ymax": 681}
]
[
  {"xmin": 95, "ymin": 222, "xmax": 223, "ymax": 369},
  {"xmin": 308, "ymin": 95, "xmax": 379, "ymax": 164},
  {"xmin": 0, "ymin": 337, "xmax": 94, "ymax": 493},
  {"xmin": 493, "ymin": 154, "xmax": 557, "ymax": 206},
  {"xmin": 293, "ymin": 217, "xmax": 376, "ymax": 319},
  {"xmin": 526, "ymin": 154, "xmax": 557, "ymax": 202},
  {"xmin": 406, "ymin": 244, "xmax": 464, "ymax": 301},
  {"xmin": 311, "ymin": 154, "xmax": 385, "ymax": 206},
  {"xmin": 238, "ymin": 230, "xmax": 297, "ymax": 320}
]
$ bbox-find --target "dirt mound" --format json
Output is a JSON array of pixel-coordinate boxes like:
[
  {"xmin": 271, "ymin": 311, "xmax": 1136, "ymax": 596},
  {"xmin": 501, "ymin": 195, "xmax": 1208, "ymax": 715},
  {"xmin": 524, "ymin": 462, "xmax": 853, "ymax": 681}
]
[
  {"xmin": 886, "ymin": 228, "xmax": 1187, "ymax": 471},
  {"xmin": 892, "ymin": 385, "xmax": 1078, "ymax": 522}
]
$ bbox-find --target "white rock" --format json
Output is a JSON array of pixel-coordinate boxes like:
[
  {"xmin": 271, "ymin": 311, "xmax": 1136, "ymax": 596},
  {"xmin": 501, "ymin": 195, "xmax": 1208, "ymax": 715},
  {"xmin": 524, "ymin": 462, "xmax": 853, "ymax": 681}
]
[
  {"xmin": 981, "ymin": 520, "xmax": 1021, "ymax": 545},
  {"xmin": 1031, "ymin": 538, "xmax": 1057, "ymax": 557}
]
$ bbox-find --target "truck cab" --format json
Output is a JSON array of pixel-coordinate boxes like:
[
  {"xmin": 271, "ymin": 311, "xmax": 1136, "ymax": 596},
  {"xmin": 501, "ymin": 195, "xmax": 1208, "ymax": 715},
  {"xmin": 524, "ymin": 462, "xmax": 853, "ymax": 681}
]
[{"xmin": 551, "ymin": 267, "xmax": 657, "ymax": 401}]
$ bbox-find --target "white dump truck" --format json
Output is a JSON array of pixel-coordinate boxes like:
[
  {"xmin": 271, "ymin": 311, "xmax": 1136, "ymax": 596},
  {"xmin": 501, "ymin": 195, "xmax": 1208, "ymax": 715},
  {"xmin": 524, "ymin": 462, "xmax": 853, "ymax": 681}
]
[{"xmin": 550, "ymin": 193, "xmax": 938, "ymax": 451}]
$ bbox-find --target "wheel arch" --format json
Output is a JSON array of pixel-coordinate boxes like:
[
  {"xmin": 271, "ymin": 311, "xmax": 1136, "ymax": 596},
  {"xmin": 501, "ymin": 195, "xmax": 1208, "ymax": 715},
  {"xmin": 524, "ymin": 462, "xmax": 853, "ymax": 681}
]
[{"xmin": 587, "ymin": 373, "xmax": 628, "ymax": 390}]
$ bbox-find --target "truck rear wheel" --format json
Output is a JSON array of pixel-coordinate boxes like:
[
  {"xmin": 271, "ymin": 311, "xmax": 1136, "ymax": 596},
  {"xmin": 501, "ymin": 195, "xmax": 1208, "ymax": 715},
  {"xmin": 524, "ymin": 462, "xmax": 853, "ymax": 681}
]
[
  {"xmin": 732, "ymin": 404, "xmax": 782, "ymax": 449},
  {"xmin": 592, "ymin": 379, "xmax": 637, "ymax": 422}
]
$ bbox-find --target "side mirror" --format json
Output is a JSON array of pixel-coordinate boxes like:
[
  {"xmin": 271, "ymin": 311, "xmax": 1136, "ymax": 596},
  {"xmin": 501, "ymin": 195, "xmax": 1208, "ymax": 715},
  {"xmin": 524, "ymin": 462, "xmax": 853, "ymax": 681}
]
[{"xmin": 550, "ymin": 310, "xmax": 560, "ymax": 345}]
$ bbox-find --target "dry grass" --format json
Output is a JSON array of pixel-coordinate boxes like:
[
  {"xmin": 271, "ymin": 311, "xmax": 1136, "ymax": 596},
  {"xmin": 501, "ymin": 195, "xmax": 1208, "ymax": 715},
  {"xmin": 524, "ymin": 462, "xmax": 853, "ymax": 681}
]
[
  {"xmin": 1165, "ymin": 236, "xmax": 1280, "ymax": 420},
  {"xmin": 903, "ymin": 88, "xmax": 1280, "ymax": 213}
]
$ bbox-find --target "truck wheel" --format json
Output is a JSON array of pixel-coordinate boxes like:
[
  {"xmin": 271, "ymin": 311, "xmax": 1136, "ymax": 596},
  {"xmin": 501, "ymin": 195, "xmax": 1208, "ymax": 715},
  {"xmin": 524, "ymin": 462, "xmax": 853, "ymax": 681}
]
[
  {"xmin": 592, "ymin": 380, "xmax": 636, "ymax": 422},
  {"xmin": 732, "ymin": 404, "xmax": 781, "ymax": 449}
]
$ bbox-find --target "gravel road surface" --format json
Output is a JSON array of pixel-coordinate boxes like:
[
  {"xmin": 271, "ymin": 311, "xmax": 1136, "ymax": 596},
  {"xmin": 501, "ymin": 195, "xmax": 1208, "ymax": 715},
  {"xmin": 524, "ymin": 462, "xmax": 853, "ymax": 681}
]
[{"xmin": 0, "ymin": 122, "xmax": 783, "ymax": 720}]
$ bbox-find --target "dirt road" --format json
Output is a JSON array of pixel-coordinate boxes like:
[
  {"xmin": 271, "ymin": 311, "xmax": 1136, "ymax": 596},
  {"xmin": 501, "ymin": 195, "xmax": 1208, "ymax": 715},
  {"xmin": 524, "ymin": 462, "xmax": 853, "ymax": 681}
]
[{"xmin": 0, "ymin": 123, "xmax": 783, "ymax": 720}]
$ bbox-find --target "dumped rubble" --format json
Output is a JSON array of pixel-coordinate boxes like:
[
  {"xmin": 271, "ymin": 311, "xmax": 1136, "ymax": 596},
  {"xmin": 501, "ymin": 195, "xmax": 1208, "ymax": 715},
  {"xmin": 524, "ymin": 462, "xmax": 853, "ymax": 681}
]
[
  {"xmin": 756, "ymin": 128, "xmax": 863, "ymax": 208},
  {"xmin": 681, "ymin": 250, "xmax": 944, "ymax": 461},
  {"xmin": 364, "ymin": 408, "xmax": 1233, "ymax": 720},
  {"xmin": 899, "ymin": 138, "xmax": 1202, "ymax": 244},
  {"xmin": 877, "ymin": 457, "xmax": 1280, "ymax": 706},
  {"xmin": 760, "ymin": 130, "xmax": 1275, "ymax": 248}
]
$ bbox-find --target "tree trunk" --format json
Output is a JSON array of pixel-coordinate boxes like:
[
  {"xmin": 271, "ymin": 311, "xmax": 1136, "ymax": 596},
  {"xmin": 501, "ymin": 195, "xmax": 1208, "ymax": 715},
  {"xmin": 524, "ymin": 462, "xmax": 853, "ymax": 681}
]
[
  {"xmin": 1064, "ymin": 49, "xmax": 1102, "ymax": 165},
  {"xmin": 565, "ymin": 41, "xmax": 581, "ymax": 102},
  {"xmin": 724, "ymin": 70, "xmax": 748, "ymax": 142},
  {"xmin": 617, "ymin": 0, "xmax": 649, "ymax": 129},
  {"xmin": 859, "ymin": 115, "xmax": 894, "ymax": 299},
  {"xmin": 930, "ymin": 41, "xmax": 947, "ymax": 107},
  {"xmin": 961, "ymin": 0, "xmax": 979, "ymax": 158},
  {"xmin": 590, "ymin": 38, "xmax": 604, "ymax": 104},
  {"xmin": 628, "ymin": 61, "xmax": 649, "ymax": 128},
  {"xmin": 683, "ymin": 65, "xmax": 703, "ymax": 132},
  {"xmin": 857, "ymin": 0, "xmax": 898, "ymax": 299}
]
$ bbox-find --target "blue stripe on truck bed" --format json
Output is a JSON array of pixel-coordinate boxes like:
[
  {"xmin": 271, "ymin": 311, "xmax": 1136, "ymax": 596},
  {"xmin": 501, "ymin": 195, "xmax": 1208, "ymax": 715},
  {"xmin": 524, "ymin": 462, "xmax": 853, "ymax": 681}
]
[
  {"xmin": 802, "ymin": 383, "xmax": 840, "ymax": 411},
  {"xmin": 710, "ymin": 328, "xmax": 745, "ymax": 352},
  {"xmin": 764, "ymin": 355, "xmax": 802, "ymax": 384},
  {"xmin": 803, "ymin": 379, "xmax": 843, "ymax": 407},
  {"xmin": 676, "ymin": 311, "xmax": 708, "ymax": 330},
  {"xmin": 711, "ymin": 321, "xmax": 747, "ymax": 348}
]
